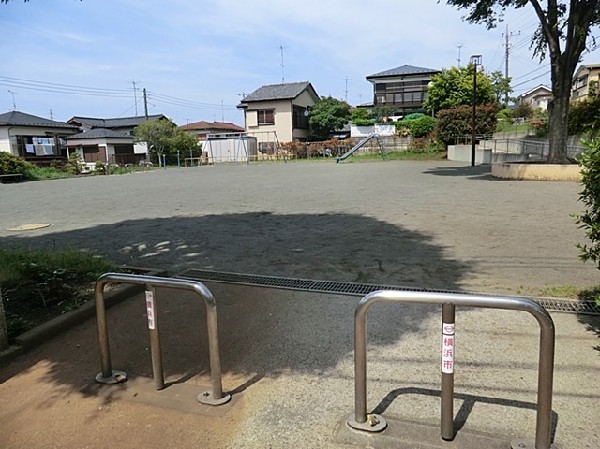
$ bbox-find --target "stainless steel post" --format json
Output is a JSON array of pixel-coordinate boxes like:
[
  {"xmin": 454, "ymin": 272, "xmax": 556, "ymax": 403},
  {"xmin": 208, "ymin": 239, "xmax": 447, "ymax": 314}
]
[
  {"xmin": 347, "ymin": 290, "xmax": 555, "ymax": 449},
  {"xmin": 93, "ymin": 273, "xmax": 230, "ymax": 405},
  {"xmin": 145, "ymin": 284, "xmax": 164, "ymax": 390},
  {"xmin": 441, "ymin": 304, "xmax": 456, "ymax": 440}
]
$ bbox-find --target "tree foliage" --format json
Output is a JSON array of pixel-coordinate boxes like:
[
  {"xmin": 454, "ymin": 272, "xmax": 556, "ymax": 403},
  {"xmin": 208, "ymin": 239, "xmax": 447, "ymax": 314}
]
[
  {"xmin": 574, "ymin": 137, "xmax": 600, "ymax": 270},
  {"xmin": 568, "ymin": 97, "xmax": 600, "ymax": 135},
  {"xmin": 350, "ymin": 108, "xmax": 374, "ymax": 126},
  {"xmin": 489, "ymin": 70, "xmax": 513, "ymax": 105},
  {"xmin": 424, "ymin": 65, "xmax": 495, "ymax": 114},
  {"xmin": 445, "ymin": 0, "xmax": 600, "ymax": 163},
  {"xmin": 308, "ymin": 96, "xmax": 351, "ymax": 138},
  {"xmin": 436, "ymin": 103, "xmax": 498, "ymax": 144},
  {"xmin": 397, "ymin": 114, "xmax": 437, "ymax": 138},
  {"xmin": 134, "ymin": 119, "xmax": 199, "ymax": 165}
]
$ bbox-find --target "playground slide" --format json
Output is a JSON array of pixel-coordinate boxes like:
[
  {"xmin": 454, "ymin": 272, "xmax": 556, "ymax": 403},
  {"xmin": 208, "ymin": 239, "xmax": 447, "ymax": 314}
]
[{"xmin": 336, "ymin": 135, "xmax": 375, "ymax": 163}]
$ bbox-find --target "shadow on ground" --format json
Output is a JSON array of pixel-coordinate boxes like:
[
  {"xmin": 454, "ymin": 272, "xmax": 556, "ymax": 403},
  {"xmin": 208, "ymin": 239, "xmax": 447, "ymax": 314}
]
[
  {"xmin": 578, "ymin": 313, "xmax": 600, "ymax": 354},
  {"xmin": 0, "ymin": 212, "xmax": 471, "ymax": 408},
  {"xmin": 422, "ymin": 165, "xmax": 497, "ymax": 180}
]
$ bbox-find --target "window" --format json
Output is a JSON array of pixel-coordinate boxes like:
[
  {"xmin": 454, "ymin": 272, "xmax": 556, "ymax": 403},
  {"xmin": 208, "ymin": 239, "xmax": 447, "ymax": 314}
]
[
  {"xmin": 257, "ymin": 109, "xmax": 275, "ymax": 125},
  {"xmin": 292, "ymin": 106, "xmax": 309, "ymax": 129}
]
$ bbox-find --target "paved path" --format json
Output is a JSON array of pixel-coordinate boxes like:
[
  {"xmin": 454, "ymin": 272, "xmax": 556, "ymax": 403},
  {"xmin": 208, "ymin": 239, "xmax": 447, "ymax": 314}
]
[{"xmin": 0, "ymin": 160, "xmax": 597, "ymax": 294}]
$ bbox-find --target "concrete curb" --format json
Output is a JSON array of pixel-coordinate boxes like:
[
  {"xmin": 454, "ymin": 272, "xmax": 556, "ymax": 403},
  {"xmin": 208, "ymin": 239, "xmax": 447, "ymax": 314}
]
[{"xmin": 0, "ymin": 268, "xmax": 166, "ymax": 366}]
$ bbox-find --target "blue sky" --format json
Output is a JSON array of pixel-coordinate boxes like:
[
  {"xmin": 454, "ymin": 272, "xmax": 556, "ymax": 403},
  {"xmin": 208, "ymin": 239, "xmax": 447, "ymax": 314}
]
[{"xmin": 1, "ymin": 0, "xmax": 598, "ymax": 126}]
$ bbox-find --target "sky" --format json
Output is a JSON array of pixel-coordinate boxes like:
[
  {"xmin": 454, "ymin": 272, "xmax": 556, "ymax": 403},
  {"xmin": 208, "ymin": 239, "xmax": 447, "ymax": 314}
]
[{"xmin": 0, "ymin": 0, "xmax": 599, "ymax": 126}]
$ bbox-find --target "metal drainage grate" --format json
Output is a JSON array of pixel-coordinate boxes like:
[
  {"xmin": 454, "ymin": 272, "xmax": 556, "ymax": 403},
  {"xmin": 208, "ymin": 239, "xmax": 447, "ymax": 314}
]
[{"xmin": 176, "ymin": 269, "xmax": 600, "ymax": 316}]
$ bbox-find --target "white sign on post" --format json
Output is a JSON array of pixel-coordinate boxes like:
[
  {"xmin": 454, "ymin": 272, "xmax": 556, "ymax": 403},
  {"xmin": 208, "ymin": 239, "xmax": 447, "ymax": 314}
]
[
  {"xmin": 145, "ymin": 290, "xmax": 156, "ymax": 330},
  {"xmin": 441, "ymin": 322, "xmax": 455, "ymax": 374}
]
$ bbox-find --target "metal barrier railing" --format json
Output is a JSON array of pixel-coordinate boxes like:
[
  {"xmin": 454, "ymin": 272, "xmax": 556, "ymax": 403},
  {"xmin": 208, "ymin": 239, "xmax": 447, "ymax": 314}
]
[
  {"xmin": 94, "ymin": 272, "xmax": 231, "ymax": 406},
  {"xmin": 347, "ymin": 290, "xmax": 555, "ymax": 449}
]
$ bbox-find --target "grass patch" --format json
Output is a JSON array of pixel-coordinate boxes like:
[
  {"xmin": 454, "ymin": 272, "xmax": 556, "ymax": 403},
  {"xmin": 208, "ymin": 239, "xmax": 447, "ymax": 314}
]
[
  {"xmin": 26, "ymin": 166, "xmax": 72, "ymax": 180},
  {"xmin": 341, "ymin": 150, "xmax": 447, "ymax": 163},
  {"xmin": 0, "ymin": 247, "xmax": 116, "ymax": 340}
]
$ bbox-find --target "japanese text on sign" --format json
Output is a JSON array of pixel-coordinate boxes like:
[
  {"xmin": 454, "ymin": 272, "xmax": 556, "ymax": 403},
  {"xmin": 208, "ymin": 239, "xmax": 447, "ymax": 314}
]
[
  {"xmin": 145, "ymin": 290, "xmax": 156, "ymax": 330},
  {"xmin": 441, "ymin": 322, "xmax": 455, "ymax": 374}
]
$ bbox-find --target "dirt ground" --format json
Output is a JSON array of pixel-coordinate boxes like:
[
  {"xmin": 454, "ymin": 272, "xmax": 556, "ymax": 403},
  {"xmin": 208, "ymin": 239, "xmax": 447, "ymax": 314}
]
[
  {"xmin": 0, "ymin": 160, "xmax": 597, "ymax": 294},
  {"xmin": 1, "ymin": 160, "xmax": 599, "ymax": 449}
]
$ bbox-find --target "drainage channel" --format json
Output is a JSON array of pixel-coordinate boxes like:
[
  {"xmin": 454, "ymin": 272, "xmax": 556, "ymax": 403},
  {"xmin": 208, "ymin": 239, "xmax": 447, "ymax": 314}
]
[{"xmin": 177, "ymin": 269, "xmax": 600, "ymax": 316}]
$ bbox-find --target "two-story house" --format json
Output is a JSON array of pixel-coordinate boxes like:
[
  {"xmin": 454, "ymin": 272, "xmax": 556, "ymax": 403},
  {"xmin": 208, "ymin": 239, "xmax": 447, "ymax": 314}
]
[
  {"xmin": 237, "ymin": 81, "xmax": 319, "ymax": 152},
  {"xmin": 66, "ymin": 114, "xmax": 169, "ymax": 164},
  {"xmin": 517, "ymin": 85, "xmax": 553, "ymax": 111},
  {"xmin": 366, "ymin": 64, "xmax": 440, "ymax": 116},
  {"xmin": 572, "ymin": 63, "xmax": 600, "ymax": 102}
]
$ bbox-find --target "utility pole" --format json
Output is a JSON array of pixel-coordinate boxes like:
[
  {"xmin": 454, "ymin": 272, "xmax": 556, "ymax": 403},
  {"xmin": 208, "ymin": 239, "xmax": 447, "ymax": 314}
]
[
  {"xmin": 504, "ymin": 24, "xmax": 520, "ymax": 106},
  {"xmin": 143, "ymin": 88, "xmax": 149, "ymax": 120},
  {"xmin": 457, "ymin": 44, "xmax": 463, "ymax": 67},
  {"xmin": 221, "ymin": 99, "xmax": 224, "ymax": 122},
  {"xmin": 50, "ymin": 109, "xmax": 53, "ymax": 120},
  {"xmin": 132, "ymin": 81, "xmax": 138, "ymax": 116}
]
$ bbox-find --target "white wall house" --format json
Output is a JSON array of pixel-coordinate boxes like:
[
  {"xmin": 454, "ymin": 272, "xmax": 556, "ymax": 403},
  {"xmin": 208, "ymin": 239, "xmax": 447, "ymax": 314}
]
[
  {"xmin": 0, "ymin": 111, "xmax": 78, "ymax": 157},
  {"xmin": 237, "ymin": 81, "xmax": 319, "ymax": 152}
]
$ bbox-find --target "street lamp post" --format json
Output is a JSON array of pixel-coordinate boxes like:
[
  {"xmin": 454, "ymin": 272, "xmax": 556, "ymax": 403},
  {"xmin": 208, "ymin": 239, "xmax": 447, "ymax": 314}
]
[{"xmin": 470, "ymin": 55, "xmax": 482, "ymax": 167}]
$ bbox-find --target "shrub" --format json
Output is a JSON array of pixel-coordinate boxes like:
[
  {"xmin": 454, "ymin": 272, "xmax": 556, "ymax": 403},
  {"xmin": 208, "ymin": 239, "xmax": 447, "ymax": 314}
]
[
  {"xmin": 351, "ymin": 108, "xmax": 374, "ymax": 126},
  {"xmin": 568, "ymin": 97, "xmax": 600, "ymax": 135},
  {"xmin": 0, "ymin": 152, "xmax": 34, "ymax": 178},
  {"xmin": 436, "ymin": 103, "xmax": 498, "ymax": 144},
  {"xmin": 574, "ymin": 137, "xmax": 600, "ymax": 271},
  {"xmin": 398, "ymin": 115, "xmax": 436, "ymax": 138},
  {"xmin": 512, "ymin": 102, "xmax": 534, "ymax": 119}
]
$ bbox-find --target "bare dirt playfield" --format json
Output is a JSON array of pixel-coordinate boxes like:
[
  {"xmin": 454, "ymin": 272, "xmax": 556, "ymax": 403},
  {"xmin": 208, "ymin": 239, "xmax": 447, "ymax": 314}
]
[
  {"xmin": 1, "ymin": 160, "xmax": 600, "ymax": 449},
  {"xmin": 0, "ymin": 160, "xmax": 597, "ymax": 294}
]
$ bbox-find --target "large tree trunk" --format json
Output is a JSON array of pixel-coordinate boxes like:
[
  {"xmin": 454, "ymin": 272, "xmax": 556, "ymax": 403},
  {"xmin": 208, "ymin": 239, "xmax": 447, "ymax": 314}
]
[{"xmin": 546, "ymin": 91, "xmax": 570, "ymax": 164}]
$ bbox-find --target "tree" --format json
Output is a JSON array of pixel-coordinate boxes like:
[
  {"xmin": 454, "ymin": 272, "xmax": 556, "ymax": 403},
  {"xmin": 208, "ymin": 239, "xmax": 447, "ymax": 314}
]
[
  {"xmin": 446, "ymin": 0, "xmax": 600, "ymax": 163},
  {"xmin": 308, "ymin": 96, "xmax": 351, "ymax": 139},
  {"xmin": 134, "ymin": 119, "xmax": 176, "ymax": 166},
  {"xmin": 424, "ymin": 65, "xmax": 495, "ymax": 114},
  {"xmin": 489, "ymin": 70, "xmax": 513, "ymax": 106},
  {"xmin": 350, "ymin": 108, "xmax": 374, "ymax": 126},
  {"xmin": 170, "ymin": 128, "xmax": 199, "ymax": 156}
]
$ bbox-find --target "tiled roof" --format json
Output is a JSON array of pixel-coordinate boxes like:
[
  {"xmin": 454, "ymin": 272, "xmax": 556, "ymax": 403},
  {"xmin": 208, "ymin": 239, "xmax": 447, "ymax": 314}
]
[
  {"xmin": 366, "ymin": 65, "xmax": 440, "ymax": 79},
  {"xmin": 65, "ymin": 128, "xmax": 132, "ymax": 140},
  {"xmin": 241, "ymin": 82, "xmax": 315, "ymax": 102},
  {"xmin": 68, "ymin": 114, "xmax": 166, "ymax": 129},
  {"xmin": 0, "ymin": 110, "xmax": 78, "ymax": 129},
  {"xmin": 179, "ymin": 121, "xmax": 244, "ymax": 132}
]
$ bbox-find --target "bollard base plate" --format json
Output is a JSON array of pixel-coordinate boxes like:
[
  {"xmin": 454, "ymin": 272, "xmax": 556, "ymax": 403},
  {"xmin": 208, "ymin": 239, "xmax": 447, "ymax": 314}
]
[
  {"xmin": 346, "ymin": 413, "xmax": 387, "ymax": 433},
  {"xmin": 197, "ymin": 390, "xmax": 231, "ymax": 406},
  {"xmin": 96, "ymin": 370, "xmax": 127, "ymax": 384}
]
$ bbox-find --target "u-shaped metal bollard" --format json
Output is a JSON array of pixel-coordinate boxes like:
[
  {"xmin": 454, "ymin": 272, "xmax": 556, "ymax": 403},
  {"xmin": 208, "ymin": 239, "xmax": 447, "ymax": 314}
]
[
  {"xmin": 347, "ymin": 290, "xmax": 555, "ymax": 449},
  {"xmin": 94, "ymin": 272, "xmax": 231, "ymax": 406}
]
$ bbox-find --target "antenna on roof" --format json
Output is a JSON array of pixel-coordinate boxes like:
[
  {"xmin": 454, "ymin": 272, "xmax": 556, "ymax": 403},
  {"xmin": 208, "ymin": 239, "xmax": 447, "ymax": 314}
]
[
  {"xmin": 457, "ymin": 44, "xmax": 463, "ymax": 67},
  {"xmin": 7, "ymin": 90, "xmax": 16, "ymax": 110},
  {"xmin": 132, "ymin": 81, "xmax": 138, "ymax": 116},
  {"xmin": 280, "ymin": 45, "xmax": 285, "ymax": 83}
]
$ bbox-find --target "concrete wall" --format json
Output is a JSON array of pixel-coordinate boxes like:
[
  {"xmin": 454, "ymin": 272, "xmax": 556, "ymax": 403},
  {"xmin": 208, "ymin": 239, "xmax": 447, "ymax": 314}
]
[
  {"xmin": 350, "ymin": 124, "xmax": 396, "ymax": 137},
  {"xmin": 447, "ymin": 144, "xmax": 491, "ymax": 164}
]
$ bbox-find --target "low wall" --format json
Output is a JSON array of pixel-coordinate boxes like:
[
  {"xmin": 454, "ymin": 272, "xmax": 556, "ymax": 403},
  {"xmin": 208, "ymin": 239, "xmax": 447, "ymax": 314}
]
[
  {"xmin": 447, "ymin": 145, "xmax": 491, "ymax": 164},
  {"xmin": 491, "ymin": 162, "xmax": 581, "ymax": 181}
]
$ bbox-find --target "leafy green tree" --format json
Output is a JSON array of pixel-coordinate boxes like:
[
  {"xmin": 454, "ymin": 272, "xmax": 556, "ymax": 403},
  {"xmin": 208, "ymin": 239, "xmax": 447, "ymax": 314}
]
[
  {"xmin": 424, "ymin": 65, "xmax": 495, "ymax": 114},
  {"xmin": 445, "ymin": 0, "xmax": 600, "ymax": 163},
  {"xmin": 308, "ymin": 96, "xmax": 351, "ymax": 139},
  {"xmin": 350, "ymin": 108, "xmax": 374, "ymax": 126},
  {"xmin": 436, "ymin": 103, "xmax": 498, "ymax": 144},
  {"xmin": 134, "ymin": 119, "xmax": 176, "ymax": 166},
  {"xmin": 489, "ymin": 70, "xmax": 513, "ymax": 106},
  {"xmin": 170, "ymin": 128, "xmax": 199, "ymax": 155}
]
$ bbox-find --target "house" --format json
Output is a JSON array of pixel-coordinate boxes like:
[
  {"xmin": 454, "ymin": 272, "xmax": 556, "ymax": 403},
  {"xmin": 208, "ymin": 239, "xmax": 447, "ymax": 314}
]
[
  {"xmin": 178, "ymin": 121, "xmax": 244, "ymax": 140},
  {"xmin": 517, "ymin": 85, "xmax": 553, "ymax": 111},
  {"xmin": 237, "ymin": 81, "xmax": 319, "ymax": 151},
  {"xmin": 0, "ymin": 110, "xmax": 79, "ymax": 163},
  {"xmin": 63, "ymin": 128, "xmax": 143, "ymax": 166},
  {"xmin": 366, "ymin": 64, "xmax": 440, "ymax": 116},
  {"xmin": 572, "ymin": 63, "xmax": 600, "ymax": 102},
  {"xmin": 66, "ymin": 114, "xmax": 169, "ymax": 164}
]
